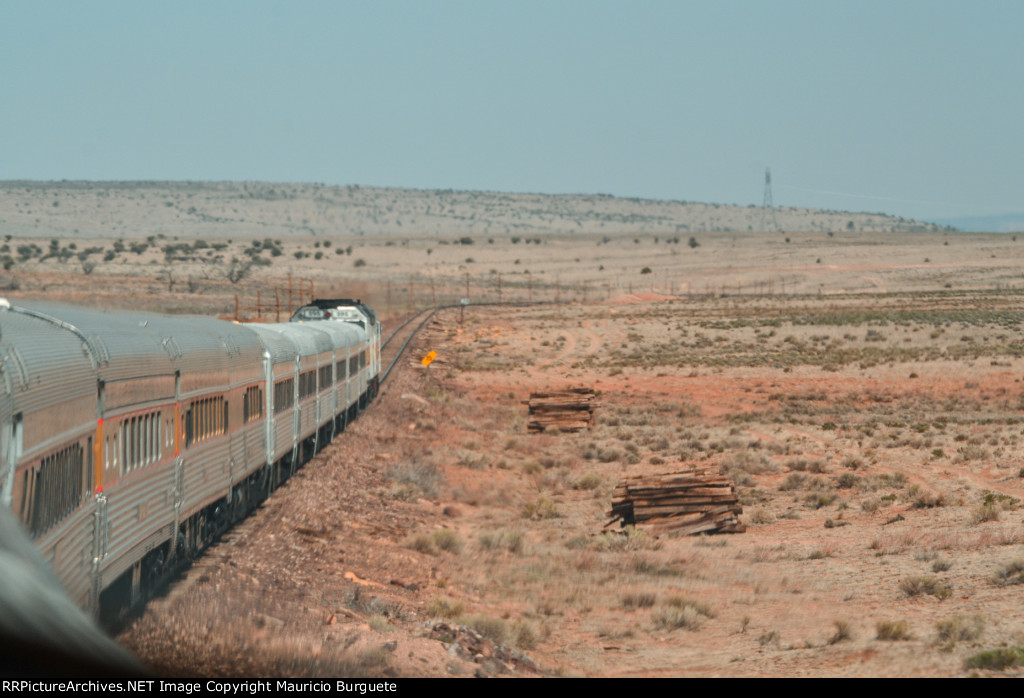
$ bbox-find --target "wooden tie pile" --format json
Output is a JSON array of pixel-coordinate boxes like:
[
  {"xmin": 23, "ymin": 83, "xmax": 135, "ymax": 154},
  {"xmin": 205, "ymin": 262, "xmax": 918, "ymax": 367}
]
[
  {"xmin": 527, "ymin": 388, "xmax": 595, "ymax": 433},
  {"xmin": 606, "ymin": 468, "xmax": 746, "ymax": 536}
]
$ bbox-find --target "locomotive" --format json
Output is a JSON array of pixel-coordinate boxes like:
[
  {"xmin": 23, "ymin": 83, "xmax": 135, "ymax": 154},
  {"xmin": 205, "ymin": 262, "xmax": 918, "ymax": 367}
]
[{"xmin": 0, "ymin": 297, "xmax": 381, "ymax": 621}]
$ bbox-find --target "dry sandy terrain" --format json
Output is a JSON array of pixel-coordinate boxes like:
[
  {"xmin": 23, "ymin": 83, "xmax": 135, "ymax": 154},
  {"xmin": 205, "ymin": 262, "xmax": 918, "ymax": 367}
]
[
  {"xmin": 4, "ymin": 194, "xmax": 1024, "ymax": 676},
  {"xmin": 116, "ymin": 289, "xmax": 1024, "ymax": 678}
]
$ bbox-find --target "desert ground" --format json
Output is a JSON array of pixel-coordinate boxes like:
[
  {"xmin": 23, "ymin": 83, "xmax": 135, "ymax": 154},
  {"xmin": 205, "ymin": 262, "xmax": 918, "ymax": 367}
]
[{"xmin": 5, "ymin": 218, "xmax": 1024, "ymax": 676}]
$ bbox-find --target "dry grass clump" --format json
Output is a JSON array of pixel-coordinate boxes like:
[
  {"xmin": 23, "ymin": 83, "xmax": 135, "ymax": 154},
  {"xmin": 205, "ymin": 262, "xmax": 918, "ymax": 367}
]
[
  {"xmin": 621, "ymin": 592, "xmax": 657, "ymax": 609},
  {"xmin": 357, "ymin": 645, "xmax": 393, "ymax": 671},
  {"xmin": 973, "ymin": 492, "xmax": 1019, "ymax": 524},
  {"xmin": 456, "ymin": 449, "xmax": 489, "ymax": 470},
  {"xmin": 384, "ymin": 460, "xmax": 442, "ymax": 498},
  {"xmin": 779, "ymin": 473, "xmax": 807, "ymax": 491},
  {"xmin": 426, "ymin": 597, "xmax": 465, "ymax": 619},
  {"xmin": 654, "ymin": 596, "xmax": 714, "ymax": 631},
  {"xmin": 512, "ymin": 620, "xmax": 541, "ymax": 650},
  {"xmin": 991, "ymin": 559, "xmax": 1024, "ymax": 586},
  {"xmin": 973, "ymin": 503, "xmax": 1001, "ymax": 523},
  {"xmin": 805, "ymin": 492, "xmax": 836, "ymax": 509},
  {"xmin": 964, "ymin": 647, "xmax": 1024, "ymax": 671},
  {"xmin": 875, "ymin": 620, "xmax": 912, "ymax": 641},
  {"xmin": 724, "ymin": 449, "xmax": 774, "ymax": 475},
  {"xmin": 575, "ymin": 472, "xmax": 602, "ymax": 490},
  {"xmin": 406, "ymin": 528, "xmax": 463, "ymax": 555},
  {"xmin": 463, "ymin": 615, "xmax": 509, "ymax": 645},
  {"xmin": 935, "ymin": 614, "xmax": 985, "ymax": 648},
  {"xmin": 431, "ymin": 528, "xmax": 463, "ymax": 553},
  {"xmin": 478, "ymin": 529, "xmax": 525, "ymax": 554},
  {"xmin": 631, "ymin": 555, "xmax": 682, "ymax": 577},
  {"xmin": 522, "ymin": 497, "xmax": 559, "ymax": 520},
  {"xmin": 898, "ymin": 576, "xmax": 951, "ymax": 599},
  {"xmin": 828, "ymin": 620, "xmax": 854, "ymax": 645},
  {"xmin": 908, "ymin": 485, "xmax": 945, "ymax": 509},
  {"xmin": 594, "ymin": 526, "xmax": 661, "ymax": 552}
]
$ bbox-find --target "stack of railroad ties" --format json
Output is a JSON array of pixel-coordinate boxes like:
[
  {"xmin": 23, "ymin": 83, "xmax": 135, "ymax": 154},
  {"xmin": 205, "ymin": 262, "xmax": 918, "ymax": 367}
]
[
  {"xmin": 606, "ymin": 467, "xmax": 746, "ymax": 537},
  {"xmin": 527, "ymin": 388, "xmax": 595, "ymax": 433}
]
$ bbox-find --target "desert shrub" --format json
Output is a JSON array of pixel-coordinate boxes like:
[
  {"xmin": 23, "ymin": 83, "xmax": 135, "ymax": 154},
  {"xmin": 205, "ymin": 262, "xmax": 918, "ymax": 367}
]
[
  {"xmin": 664, "ymin": 595, "xmax": 714, "ymax": 618},
  {"xmin": 910, "ymin": 487, "xmax": 945, "ymax": 509},
  {"xmin": 622, "ymin": 592, "xmax": 657, "ymax": 609},
  {"xmin": 513, "ymin": 621, "xmax": 539, "ymax": 650},
  {"xmin": 426, "ymin": 597, "xmax": 464, "ymax": 619},
  {"xmin": 478, "ymin": 529, "xmax": 524, "ymax": 554},
  {"xmin": 724, "ymin": 449, "xmax": 772, "ymax": 475},
  {"xmin": 464, "ymin": 615, "xmax": 509, "ymax": 645},
  {"xmin": 595, "ymin": 526, "xmax": 660, "ymax": 552},
  {"xmin": 367, "ymin": 614, "xmax": 390, "ymax": 633},
  {"xmin": 406, "ymin": 533, "xmax": 437, "ymax": 555},
  {"xmin": 385, "ymin": 461, "xmax": 442, "ymax": 498},
  {"xmin": 828, "ymin": 620, "xmax": 853, "ymax": 644},
  {"xmin": 521, "ymin": 459, "xmax": 543, "ymax": 475},
  {"xmin": 935, "ymin": 614, "xmax": 984, "ymax": 646},
  {"xmin": 780, "ymin": 473, "xmax": 807, "ymax": 491},
  {"xmin": 836, "ymin": 472, "xmax": 859, "ymax": 489},
  {"xmin": 576, "ymin": 472, "xmax": 601, "ymax": 490},
  {"xmin": 564, "ymin": 534, "xmax": 589, "ymax": 550},
  {"xmin": 787, "ymin": 458, "xmax": 808, "ymax": 472},
  {"xmin": 358, "ymin": 645, "xmax": 393, "ymax": 669},
  {"xmin": 806, "ymin": 459, "xmax": 829, "ymax": 473},
  {"xmin": 992, "ymin": 559, "xmax": 1024, "ymax": 586},
  {"xmin": 522, "ymin": 497, "xmax": 559, "ymax": 520},
  {"xmin": 654, "ymin": 606, "xmax": 704, "ymax": 631},
  {"xmin": 456, "ymin": 449, "xmax": 488, "ymax": 470},
  {"xmin": 973, "ymin": 503, "xmax": 1001, "ymax": 523},
  {"xmin": 964, "ymin": 647, "xmax": 1024, "ymax": 671},
  {"xmin": 842, "ymin": 456, "xmax": 863, "ymax": 470},
  {"xmin": 899, "ymin": 576, "xmax": 951, "ymax": 599},
  {"xmin": 631, "ymin": 556, "xmax": 681, "ymax": 577},
  {"xmin": 805, "ymin": 492, "xmax": 835, "ymax": 509},
  {"xmin": 875, "ymin": 620, "xmax": 912, "ymax": 641},
  {"xmin": 431, "ymin": 528, "xmax": 462, "ymax": 554}
]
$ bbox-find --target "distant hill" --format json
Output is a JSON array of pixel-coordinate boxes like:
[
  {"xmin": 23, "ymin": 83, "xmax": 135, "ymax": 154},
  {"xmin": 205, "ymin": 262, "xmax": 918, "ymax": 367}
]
[
  {"xmin": 933, "ymin": 214, "xmax": 1024, "ymax": 233},
  {"xmin": 0, "ymin": 180, "xmax": 953, "ymax": 239}
]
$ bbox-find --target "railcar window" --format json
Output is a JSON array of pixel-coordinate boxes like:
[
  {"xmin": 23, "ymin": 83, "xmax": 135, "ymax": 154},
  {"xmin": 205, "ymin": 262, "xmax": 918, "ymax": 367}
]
[
  {"xmin": 336, "ymin": 359, "xmax": 347, "ymax": 380},
  {"xmin": 184, "ymin": 397, "xmax": 226, "ymax": 448},
  {"xmin": 273, "ymin": 378, "xmax": 295, "ymax": 412},
  {"xmin": 118, "ymin": 409, "xmax": 165, "ymax": 472},
  {"xmin": 25, "ymin": 443, "xmax": 85, "ymax": 537},
  {"xmin": 319, "ymin": 364, "xmax": 332, "ymax": 389},
  {"xmin": 244, "ymin": 384, "xmax": 264, "ymax": 423},
  {"xmin": 299, "ymin": 370, "xmax": 316, "ymax": 400}
]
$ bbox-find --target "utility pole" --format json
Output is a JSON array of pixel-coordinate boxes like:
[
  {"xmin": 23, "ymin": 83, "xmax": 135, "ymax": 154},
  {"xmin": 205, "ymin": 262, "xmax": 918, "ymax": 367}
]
[{"xmin": 760, "ymin": 167, "xmax": 780, "ymax": 233}]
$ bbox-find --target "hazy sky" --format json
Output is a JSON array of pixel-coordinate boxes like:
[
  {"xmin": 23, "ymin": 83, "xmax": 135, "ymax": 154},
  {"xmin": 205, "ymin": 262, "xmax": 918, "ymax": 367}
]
[{"xmin": 2, "ymin": 1, "xmax": 1020, "ymax": 222}]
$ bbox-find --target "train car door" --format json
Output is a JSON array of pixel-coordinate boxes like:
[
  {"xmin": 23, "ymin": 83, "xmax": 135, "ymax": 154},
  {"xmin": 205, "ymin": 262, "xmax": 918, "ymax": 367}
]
[
  {"xmin": 0, "ymin": 413, "xmax": 22, "ymax": 508},
  {"xmin": 90, "ymin": 492, "xmax": 108, "ymax": 616}
]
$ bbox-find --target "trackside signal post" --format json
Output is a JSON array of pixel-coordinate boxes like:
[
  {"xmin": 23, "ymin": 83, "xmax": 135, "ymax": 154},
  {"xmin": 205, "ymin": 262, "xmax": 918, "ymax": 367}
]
[{"xmin": 422, "ymin": 350, "xmax": 437, "ymax": 386}]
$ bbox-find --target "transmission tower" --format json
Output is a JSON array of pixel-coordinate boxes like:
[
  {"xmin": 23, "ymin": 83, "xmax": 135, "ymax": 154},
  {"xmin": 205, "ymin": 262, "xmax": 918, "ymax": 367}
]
[{"xmin": 759, "ymin": 167, "xmax": 780, "ymax": 233}]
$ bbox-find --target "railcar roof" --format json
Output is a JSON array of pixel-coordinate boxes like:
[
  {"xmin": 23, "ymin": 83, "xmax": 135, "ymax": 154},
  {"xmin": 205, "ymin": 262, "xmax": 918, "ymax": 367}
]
[{"xmin": 5, "ymin": 302, "xmax": 263, "ymax": 383}]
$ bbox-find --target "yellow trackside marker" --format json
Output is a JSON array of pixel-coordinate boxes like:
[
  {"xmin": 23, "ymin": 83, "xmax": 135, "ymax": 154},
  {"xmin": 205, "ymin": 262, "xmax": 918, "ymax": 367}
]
[{"xmin": 421, "ymin": 350, "xmax": 437, "ymax": 367}]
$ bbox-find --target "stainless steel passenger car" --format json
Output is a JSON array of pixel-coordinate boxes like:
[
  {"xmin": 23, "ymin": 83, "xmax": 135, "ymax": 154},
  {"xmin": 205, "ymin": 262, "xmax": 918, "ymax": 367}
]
[{"xmin": 0, "ymin": 299, "xmax": 379, "ymax": 619}]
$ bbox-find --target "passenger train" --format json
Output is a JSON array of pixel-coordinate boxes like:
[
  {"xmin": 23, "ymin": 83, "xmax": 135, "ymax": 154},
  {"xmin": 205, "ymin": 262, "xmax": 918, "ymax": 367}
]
[{"xmin": 0, "ymin": 297, "xmax": 381, "ymax": 621}]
